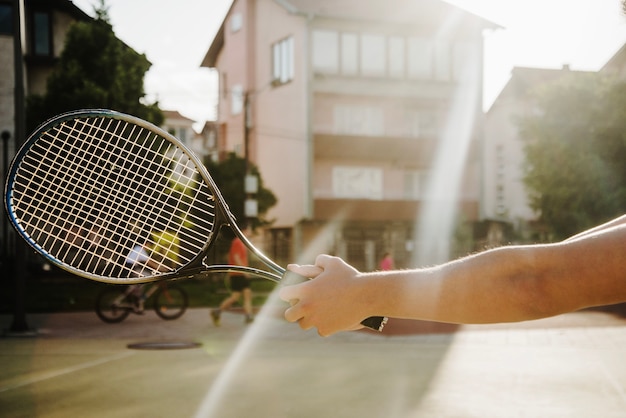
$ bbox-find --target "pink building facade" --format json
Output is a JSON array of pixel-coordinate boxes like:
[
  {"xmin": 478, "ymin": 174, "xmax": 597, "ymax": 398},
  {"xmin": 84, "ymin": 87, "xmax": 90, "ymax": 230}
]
[{"xmin": 203, "ymin": 0, "xmax": 496, "ymax": 269}]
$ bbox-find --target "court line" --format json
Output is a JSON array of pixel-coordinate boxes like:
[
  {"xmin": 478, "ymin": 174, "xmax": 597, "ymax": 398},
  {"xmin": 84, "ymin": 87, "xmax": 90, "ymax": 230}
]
[{"xmin": 0, "ymin": 351, "xmax": 135, "ymax": 393}]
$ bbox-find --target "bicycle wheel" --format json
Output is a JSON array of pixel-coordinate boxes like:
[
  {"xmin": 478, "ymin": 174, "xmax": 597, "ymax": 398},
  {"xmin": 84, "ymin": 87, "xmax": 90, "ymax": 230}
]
[
  {"xmin": 95, "ymin": 287, "xmax": 131, "ymax": 323},
  {"xmin": 153, "ymin": 284, "xmax": 188, "ymax": 320}
]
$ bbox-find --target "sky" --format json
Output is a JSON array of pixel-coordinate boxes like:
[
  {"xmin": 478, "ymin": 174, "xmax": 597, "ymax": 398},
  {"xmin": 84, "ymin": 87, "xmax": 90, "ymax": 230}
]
[{"xmin": 71, "ymin": 0, "xmax": 626, "ymax": 129}]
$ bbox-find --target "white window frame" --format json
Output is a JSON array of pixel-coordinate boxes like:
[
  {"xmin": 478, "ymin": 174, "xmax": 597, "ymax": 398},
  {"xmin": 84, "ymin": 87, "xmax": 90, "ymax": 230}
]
[{"xmin": 272, "ymin": 36, "xmax": 295, "ymax": 85}]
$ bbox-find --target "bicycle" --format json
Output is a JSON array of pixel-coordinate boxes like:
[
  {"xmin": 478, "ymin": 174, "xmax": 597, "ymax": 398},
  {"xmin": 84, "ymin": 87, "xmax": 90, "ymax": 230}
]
[{"xmin": 95, "ymin": 282, "xmax": 188, "ymax": 323}]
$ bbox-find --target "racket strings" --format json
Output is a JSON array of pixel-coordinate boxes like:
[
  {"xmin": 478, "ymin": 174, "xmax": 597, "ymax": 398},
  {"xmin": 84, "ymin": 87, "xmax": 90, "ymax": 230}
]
[{"xmin": 11, "ymin": 116, "xmax": 217, "ymax": 280}]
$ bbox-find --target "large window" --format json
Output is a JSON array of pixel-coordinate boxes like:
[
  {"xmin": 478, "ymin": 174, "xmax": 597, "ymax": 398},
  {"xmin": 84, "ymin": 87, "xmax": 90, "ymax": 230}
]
[
  {"xmin": 312, "ymin": 30, "xmax": 458, "ymax": 81},
  {"xmin": 407, "ymin": 37, "xmax": 433, "ymax": 79},
  {"xmin": 32, "ymin": 11, "xmax": 52, "ymax": 56},
  {"xmin": 272, "ymin": 36, "xmax": 294, "ymax": 85},
  {"xmin": 360, "ymin": 33, "xmax": 385, "ymax": 76},
  {"xmin": 312, "ymin": 30, "xmax": 338, "ymax": 73},
  {"xmin": 388, "ymin": 36, "xmax": 405, "ymax": 78},
  {"xmin": 340, "ymin": 33, "xmax": 358, "ymax": 75}
]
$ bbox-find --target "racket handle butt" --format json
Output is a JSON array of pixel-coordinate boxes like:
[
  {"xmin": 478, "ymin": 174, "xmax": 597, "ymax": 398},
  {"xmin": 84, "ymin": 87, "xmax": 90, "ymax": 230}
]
[{"xmin": 361, "ymin": 316, "xmax": 388, "ymax": 332}]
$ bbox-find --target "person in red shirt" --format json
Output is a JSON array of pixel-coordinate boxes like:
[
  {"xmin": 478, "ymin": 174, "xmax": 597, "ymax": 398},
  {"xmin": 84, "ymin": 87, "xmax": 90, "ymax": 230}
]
[{"xmin": 211, "ymin": 228, "xmax": 254, "ymax": 325}]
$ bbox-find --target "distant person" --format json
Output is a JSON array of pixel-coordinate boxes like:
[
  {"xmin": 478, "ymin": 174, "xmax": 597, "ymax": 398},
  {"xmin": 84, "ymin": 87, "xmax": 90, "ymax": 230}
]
[
  {"xmin": 211, "ymin": 228, "xmax": 254, "ymax": 326},
  {"xmin": 280, "ymin": 215, "xmax": 626, "ymax": 336},
  {"xmin": 379, "ymin": 252, "xmax": 394, "ymax": 271},
  {"xmin": 124, "ymin": 240, "xmax": 166, "ymax": 313}
]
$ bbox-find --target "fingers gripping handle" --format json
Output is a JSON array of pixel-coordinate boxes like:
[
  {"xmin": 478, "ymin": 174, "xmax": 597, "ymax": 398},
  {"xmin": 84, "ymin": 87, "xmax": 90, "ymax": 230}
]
[{"xmin": 281, "ymin": 271, "xmax": 388, "ymax": 332}]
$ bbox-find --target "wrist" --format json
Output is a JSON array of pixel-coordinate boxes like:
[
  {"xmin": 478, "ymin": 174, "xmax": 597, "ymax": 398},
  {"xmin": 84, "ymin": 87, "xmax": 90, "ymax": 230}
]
[{"xmin": 355, "ymin": 272, "xmax": 386, "ymax": 318}]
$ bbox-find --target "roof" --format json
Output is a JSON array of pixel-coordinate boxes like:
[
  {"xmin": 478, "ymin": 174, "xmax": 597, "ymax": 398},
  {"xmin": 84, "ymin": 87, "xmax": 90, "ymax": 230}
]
[
  {"xmin": 162, "ymin": 110, "xmax": 195, "ymax": 123},
  {"xmin": 275, "ymin": 0, "xmax": 499, "ymax": 27},
  {"xmin": 30, "ymin": 0, "xmax": 92, "ymax": 21},
  {"xmin": 201, "ymin": 0, "xmax": 501, "ymax": 68},
  {"xmin": 600, "ymin": 41, "xmax": 626, "ymax": 73},
  {"xmin": 488, "ymin": 65, "xmax": 596, "ymax": 112}
]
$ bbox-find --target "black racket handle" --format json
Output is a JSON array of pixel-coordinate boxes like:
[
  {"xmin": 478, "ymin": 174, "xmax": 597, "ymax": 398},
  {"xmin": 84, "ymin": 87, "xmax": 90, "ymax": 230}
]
[{"xmin": 281, "ymin": 271, "xmax": 388, "ymax": 332}]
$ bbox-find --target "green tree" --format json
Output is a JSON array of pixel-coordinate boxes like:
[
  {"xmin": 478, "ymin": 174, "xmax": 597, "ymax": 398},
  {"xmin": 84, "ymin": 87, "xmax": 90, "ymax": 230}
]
[
  {"xmin": 204, "ymin": 153, "xmax": 278, "ymax": 231},
  {"xmin": 26, "ymin": 1, "xmax": 162, "ymax": 132},
  {"xmin": 519, "ymin": 73, "xmax": 626, "ymax": 239}
]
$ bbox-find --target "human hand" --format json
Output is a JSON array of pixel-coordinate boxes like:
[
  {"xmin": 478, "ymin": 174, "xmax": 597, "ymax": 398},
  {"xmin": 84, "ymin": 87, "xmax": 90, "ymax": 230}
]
[{"xmin": 279, "ymin": 255, "xmax": 370, "ymax": 336}]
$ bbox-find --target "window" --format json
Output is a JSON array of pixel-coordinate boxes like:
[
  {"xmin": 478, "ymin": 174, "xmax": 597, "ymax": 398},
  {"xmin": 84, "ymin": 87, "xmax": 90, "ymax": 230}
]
[
  {"xmin": 311, "ymin": 31, "xmax": 457, "ymax": 81},
  {"xmin": 403, "ymin": 170, "xmax": 421, "ymax": 200},
  {"xmin": 32, "ymin": 11, "xmax": 51, "ymax": 56},
  {"xmin": 333, "ymin": 167, "xmax": 383, "ymax": 200},
  {"xmin": 360, "ymin": 33, "xmax": 385, "ymax": 76},
  {"xmin": 434, "ymin": 40, "xmax": 451, "ymax": 81},
  {"xmin": 231, "ymin": 84, "xmax": 244, "ymax": 115},
  {"xmin": 0, "ymin": 4, "xmax": 12, "ymax": 35},
  {"xmin": 272, "ymin": 36, "xmax": 294, "ymax": 85},
  {"xmin": 312, "ymin": 30, "xmax": 338, "ymax": 73},
  {"xmin": 340, "ymin": 33, "xmax": 358, "ymax": 75},
  {"xmin": 178, "ymin": 127, "xmax": 188, "ymax": 143},
  {"xmin": 230, "ymin": 13, "xmax": 242, "ymax": 33},
  {"xmin": 388, "ymin": 36, "xmax": 405, "ymax": 78},
  {"xmin": 333, "ymin": 105, "xmax": 384, "ymax": 136},
  {"xmin": 408, "ymin": 37, "xmax": 433, "ymax": 79},
  {"xmin": 452, "ymin": 41, "xmax": 474, "ymax": 81}
]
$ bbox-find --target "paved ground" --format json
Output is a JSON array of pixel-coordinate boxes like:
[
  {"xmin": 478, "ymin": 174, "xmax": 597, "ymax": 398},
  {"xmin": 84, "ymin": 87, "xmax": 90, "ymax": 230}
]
[{"xmin": 2, "ymin": 301, "xmax": 626, "ymax": 418}]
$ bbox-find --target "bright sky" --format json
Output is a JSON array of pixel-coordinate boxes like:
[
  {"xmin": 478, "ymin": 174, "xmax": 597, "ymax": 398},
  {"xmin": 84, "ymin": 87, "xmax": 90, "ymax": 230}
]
[{"xmin": 71, "ymin": 0, "xmax": 626, "ymax": 127}]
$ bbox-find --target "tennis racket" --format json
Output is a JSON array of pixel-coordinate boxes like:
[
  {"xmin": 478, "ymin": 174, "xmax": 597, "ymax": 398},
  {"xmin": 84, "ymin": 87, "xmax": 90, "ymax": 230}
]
[{"xmin": 4, "ymin": 109, "xmax": 387, "ymax": 332}]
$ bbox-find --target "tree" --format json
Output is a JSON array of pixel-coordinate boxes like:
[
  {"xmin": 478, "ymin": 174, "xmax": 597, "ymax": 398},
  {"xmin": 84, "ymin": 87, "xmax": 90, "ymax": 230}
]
[
  {"xmin": 519, "ymin": 73, "xmax": 626, "ymax": 239},
  {"xmin": 204, "ymin": 153, "xmax": 278, "ymax": 231},
  {"xmin": 26, "ymin": 1, "xmax": 162, "ymax": 132}
]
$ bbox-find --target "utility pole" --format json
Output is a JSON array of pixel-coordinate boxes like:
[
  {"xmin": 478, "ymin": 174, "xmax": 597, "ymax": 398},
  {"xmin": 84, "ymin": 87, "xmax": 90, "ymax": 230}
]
[
  {"xmin": 243, "ymin": 90, "xmax": 258, "ymax": 223},
  {"xmin": 9, "ymin": 0, "xmax": 31, "ymax": 334}
]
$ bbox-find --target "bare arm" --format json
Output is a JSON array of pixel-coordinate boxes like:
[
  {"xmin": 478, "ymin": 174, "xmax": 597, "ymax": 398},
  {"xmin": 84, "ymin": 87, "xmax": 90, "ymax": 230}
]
[{"xmin": 279, "ymin": 218, "xmax": 626, "ymax": 336}]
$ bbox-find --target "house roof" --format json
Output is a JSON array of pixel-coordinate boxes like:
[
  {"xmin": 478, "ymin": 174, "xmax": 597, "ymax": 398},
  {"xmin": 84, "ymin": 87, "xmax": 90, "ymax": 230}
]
[
  {"xmin": 487, "ymin": 65, "xmax": 595, "ymax": 112},
  {"xmin": 30, "ymin": 0, "xmax": 92, "ymax": 21},
  {"xmin": 600, "ymin": 41, "xmax": 626, "ymax": 73},
  {"xmin": 163, "ymin": 110, "xmax": 195, "ymax": 123}
]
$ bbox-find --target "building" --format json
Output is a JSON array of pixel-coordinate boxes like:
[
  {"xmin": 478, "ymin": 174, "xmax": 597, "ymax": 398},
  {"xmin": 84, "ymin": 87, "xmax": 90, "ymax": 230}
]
[
  {"xmin": 0, "ymin": 0, "xmax": 90, "ymax": 144},
  {"xmin": 1, "ymin": 0, "xmax": 90, "ymax": 258},
  {"xmin": 601, "ymin": 42, "xmax": 626, "ymax": 78},
  {"xmin": 202, "ymin": 0, "xmax": 498, "ymax": 269},
  {"xmin": 161, "ymin": 109, "xmax": 198, "ymax": 149},
  {"xmin": 483, "ymin": 38, "xmax": 626, "ymax": 246},
  {"xmin": 483, "ymin": 65, "xmax": 595, "ymax": 244}
]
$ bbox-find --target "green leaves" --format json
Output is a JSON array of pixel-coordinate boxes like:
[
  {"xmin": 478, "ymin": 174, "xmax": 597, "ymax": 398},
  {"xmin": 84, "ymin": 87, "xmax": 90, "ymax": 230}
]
[
  {"xmin": 520, "ymin": 73, "xmax": 626, "ymax": 239},
  {"xmin": 204, "ymin": 153, "xmax": 277, "ymax": 230},
  {"xmin": 26, "ymin": 3, "xmax": 162, "ymax": 132}
]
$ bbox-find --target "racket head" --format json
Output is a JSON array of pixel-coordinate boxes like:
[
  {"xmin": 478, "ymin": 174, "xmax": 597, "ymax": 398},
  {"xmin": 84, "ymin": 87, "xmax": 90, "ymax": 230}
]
[{"xmin": 5, "ymin": 109, "xmax": 230, "ymax": 284}]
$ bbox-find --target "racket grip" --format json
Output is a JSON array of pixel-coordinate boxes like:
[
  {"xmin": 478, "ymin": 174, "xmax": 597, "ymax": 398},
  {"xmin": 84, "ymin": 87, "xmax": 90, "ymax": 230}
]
[
  {"xmin": 361, "ymin": 316, "xmax": 388, "ymax": 332},
  {"xmin": 282, "ymin": 271, "xmax": 388, "ymax": 332}
]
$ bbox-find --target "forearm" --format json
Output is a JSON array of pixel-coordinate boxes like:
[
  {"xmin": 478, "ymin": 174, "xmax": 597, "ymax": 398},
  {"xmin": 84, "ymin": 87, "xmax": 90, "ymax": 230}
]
[
  {"xmin": 363, "ymin": 228, "xmax": 626, "ymax": 324},
  {"xmin": 359, "ymin": 246, "xmax": 547, "ymax": 324}
]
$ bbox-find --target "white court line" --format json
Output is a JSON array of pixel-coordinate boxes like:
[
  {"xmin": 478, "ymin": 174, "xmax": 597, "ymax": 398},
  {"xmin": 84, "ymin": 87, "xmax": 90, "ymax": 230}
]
[{"xmin": 0, "ymin": 351, "xmax": 135, "ymax": 393}]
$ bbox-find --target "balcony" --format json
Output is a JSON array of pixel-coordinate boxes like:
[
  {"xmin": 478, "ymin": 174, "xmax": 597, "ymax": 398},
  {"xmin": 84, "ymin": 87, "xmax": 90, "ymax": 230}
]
[
  {"xmin": 314, "ymin": 133, "xmax": 437, "ymax": 164},
  {"xmin": 313, "ymin": 198, "xmax": 479, "ymax": 222}
]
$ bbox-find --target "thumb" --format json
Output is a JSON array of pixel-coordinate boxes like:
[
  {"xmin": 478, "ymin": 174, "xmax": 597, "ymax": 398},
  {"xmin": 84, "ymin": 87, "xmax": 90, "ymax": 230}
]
[{"xmin": 287, "ymin": 263, "xmax": 323, "ymax": 278}]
